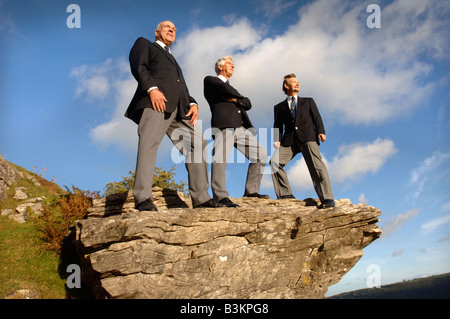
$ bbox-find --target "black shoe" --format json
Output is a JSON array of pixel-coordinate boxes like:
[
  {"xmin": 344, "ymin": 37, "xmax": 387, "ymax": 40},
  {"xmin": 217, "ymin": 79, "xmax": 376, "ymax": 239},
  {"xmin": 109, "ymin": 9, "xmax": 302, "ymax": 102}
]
[
  {"xmin": 279, "ymin": 194, "xmax": 295, "ymax": 199},
  {"xmin": 318, "ymin": 199, "xmax": 335, "ymax": 209},
  {"xmin": 218, "ymin": 197, "xmax": 240, "ymax": 207},
  {"xmin": 304, "ymin": 197, "xmax": 317, "ymax": 206},
  {"xmin": 136, "ymin": 198, "xmax": 158, "ymax": 212},
  {"xmin": 244, "ymin": 193, "xmax": 270, "ymax": 199},
  {"xmin": 194, "ymin": 198, "xmax": 226, "ymax": 209}
]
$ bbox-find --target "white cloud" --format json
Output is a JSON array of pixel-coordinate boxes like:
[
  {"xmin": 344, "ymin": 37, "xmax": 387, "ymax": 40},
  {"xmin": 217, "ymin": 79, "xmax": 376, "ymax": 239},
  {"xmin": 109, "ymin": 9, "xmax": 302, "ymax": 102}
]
[
  {"xmin": 71, "ymin": 58, "xmax": 129, "ymax": 102},
  {"xmin": 421, "ymin": 215, "xmax": 450, "ymax": 234},
  {"xmin": 71, "ymin": 57, "xmax": 138, "ymax": 152},
  {"xmin": 174, "ymin": 0, "xmax": 448, "ymax": 127},
  {"xmin": 287, "ymin": 156, "xmax": 320, "ymax": 190},
  {"xmin": 74, "ymin": 0, "xmax": 449, "ymax": 152},
  {"xmin": 256, "ymin": 0, "xmax": 296, "ymax": 20},
  {"xmin": 382, "ymin": 208, "xmax": 421, "ymax": 239},
  {"xmin": 358, "ymin": 193, "xmax": 367, "ymax": 204},
  {"xmin": 287, "ymin": 138, "xmax": 397, "ymax": 190},
  {"xmin": 328, "ymin": 138, "xmax": 398, "ymax": 183},
  {"xmin": 409, "ymin": 151, "xmax": 450, "ymax": 198}
]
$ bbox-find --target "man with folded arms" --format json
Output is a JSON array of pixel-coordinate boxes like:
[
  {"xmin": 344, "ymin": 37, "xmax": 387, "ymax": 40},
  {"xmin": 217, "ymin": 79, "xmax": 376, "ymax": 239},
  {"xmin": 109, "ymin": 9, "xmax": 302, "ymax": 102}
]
[{"xmin": 204, "ymin": 56, "xmax": 269, "ymax": 207}]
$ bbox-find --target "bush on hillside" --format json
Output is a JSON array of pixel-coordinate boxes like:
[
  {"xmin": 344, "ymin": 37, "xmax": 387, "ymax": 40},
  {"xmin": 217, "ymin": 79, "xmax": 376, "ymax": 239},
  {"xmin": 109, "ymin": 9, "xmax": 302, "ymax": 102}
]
[
  {"xmin": 103, "ymin": 166, "xmax": 187, "ymax": 196},
  {"xmin": 35, "ymin": 166, "xmax": 186, "ymax": 253},
  {"xmin": 35, "ymin": 186, "xmax": 98, "ymax": 253}
]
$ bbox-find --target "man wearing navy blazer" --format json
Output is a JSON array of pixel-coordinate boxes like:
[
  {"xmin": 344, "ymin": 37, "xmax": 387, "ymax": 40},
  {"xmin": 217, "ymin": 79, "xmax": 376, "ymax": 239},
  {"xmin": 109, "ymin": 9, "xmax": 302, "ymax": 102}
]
[
  {"xmin": 270, "ymin": 74, "xmax": 335, "ymax": 208},
  {"xmin": 204, "ymin": 56, "xmax": 268, "ymax": 207},
  {"xmin": 125, "ymin": 21, "xmax": 224, "ymax": 211}
]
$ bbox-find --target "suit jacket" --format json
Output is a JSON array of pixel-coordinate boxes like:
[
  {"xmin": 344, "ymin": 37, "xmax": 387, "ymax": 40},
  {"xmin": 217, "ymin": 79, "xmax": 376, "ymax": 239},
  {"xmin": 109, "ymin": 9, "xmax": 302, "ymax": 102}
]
[
  {"xmin": 273, "ymin": 96, "xmax": 325, "ymax": 146},
  {"xmin": 125, "ymin": 37, "xmax": 197, "ymax": 124},
  {"xmin": 203, "ymin": 76, "xmax": 253, "ymax": 130}
]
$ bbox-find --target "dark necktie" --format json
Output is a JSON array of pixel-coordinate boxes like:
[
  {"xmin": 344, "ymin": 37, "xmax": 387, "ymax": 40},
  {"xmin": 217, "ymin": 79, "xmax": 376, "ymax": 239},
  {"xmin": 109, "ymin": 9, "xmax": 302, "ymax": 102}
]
[{"xmin": 290, "ymin": 96, "xmax": 297, "ymax": 118}]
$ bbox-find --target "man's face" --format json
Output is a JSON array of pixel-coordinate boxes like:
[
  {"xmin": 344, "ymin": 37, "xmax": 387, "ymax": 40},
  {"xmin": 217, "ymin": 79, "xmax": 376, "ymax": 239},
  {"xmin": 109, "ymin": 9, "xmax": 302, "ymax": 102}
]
[
  {"xmin": 285, "ymin": 77, "xmax": 300, "ymax": 95},
  {"xmin": 218, "ymin": 59, "xmax": 234, "ymax": 79},
  {"xmin": 155, "ymin": 21, "xmax": 177, "ymax": 46}
]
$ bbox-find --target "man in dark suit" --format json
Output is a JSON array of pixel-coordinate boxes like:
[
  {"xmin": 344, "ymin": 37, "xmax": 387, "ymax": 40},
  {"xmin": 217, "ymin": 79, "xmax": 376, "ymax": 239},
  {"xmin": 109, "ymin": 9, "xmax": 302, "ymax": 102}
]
[
  {"xmin": 204, "ymin": 56, "xmax": 268, "ymax": 207},
  {"xmin": 125, "ymin": 21, "xmax": 224, "ymax": 211},
  {"xmin": 270, "ymin": 74, "xmax": 335, "ymax": 208}
]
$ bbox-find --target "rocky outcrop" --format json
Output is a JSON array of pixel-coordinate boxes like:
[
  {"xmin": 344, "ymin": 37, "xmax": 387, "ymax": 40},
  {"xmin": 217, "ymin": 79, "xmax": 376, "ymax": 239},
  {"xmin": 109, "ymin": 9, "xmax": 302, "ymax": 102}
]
[
  {"xmin": 74, "ymin": 189, "xmax": 382, "ymax": 299},
  {"xmin": 0, "ymin": 154, "xmax": 53, "ymax": 223},
  {"xmin": 0, "ymin": 153, "xmax": 20, "ymax": 201}
]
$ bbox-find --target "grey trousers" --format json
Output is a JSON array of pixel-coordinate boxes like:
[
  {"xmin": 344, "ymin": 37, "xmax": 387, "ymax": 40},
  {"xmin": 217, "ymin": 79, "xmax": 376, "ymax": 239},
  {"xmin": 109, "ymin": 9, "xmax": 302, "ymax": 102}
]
[
  {"xmin": 133, "ymin": 107, "xmax": 211, "ymax": 207},
  {"xmin": 211, "ymin": 127, "xmax": 268, "ymax": 201},
  {"xmin": 270, "ymin": 141, "xmax": 334, "ymax": 201}
]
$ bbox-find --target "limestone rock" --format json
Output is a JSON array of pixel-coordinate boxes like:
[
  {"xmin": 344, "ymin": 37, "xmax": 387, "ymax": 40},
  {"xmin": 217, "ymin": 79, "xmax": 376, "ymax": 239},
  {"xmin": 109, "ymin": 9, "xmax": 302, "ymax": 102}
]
[
  {"xmin": 13, "ymin": 188, "xmax": 28, "ymax": 200},
  {"xmin": 0, "ymin": 153, "xmax": 20, "ymax": 201},
  {"xmin": 1, "ymin": 209, "xmax": 14, "ymax": 216},
  {"xmin": 5, "ymin": 289, "xmax": 40, "ymax": 299},
  {"xmin": 8, "ymin": 213, "xmax": 27, "ymax": 224},
  {"xmin": 74, "ymin": 190, "xmax": 382, "ymax": 299}
]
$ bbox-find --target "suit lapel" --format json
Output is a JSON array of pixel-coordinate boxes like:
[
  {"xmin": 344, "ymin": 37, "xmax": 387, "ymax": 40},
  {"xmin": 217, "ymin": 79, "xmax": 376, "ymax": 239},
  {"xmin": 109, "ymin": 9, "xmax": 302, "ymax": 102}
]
[
  {"xmin": 153, "ymin": 42, "xmax": 179, "ymax": 67},
  {"xmin": 282, "ymin": 99, "xmax": 290, "ymax": 114}
]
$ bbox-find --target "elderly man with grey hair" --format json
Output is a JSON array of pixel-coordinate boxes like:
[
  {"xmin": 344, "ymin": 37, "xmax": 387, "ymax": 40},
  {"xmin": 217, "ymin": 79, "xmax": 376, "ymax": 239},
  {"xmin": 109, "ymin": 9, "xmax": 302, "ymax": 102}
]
[
  {"xmin": 125, "ymin": 21, "xmax": 225, "ymax": 211},
  {"xmin": 203, "ymin": 56, "xmax": 269, "ymax": 207}
]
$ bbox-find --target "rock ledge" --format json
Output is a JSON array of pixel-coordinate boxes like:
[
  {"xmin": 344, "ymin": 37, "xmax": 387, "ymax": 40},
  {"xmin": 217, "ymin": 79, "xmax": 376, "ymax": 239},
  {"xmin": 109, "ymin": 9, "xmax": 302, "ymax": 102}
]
[{"xmin": 74, "ymin": 189, "xmax": 381, "ymax": 299}]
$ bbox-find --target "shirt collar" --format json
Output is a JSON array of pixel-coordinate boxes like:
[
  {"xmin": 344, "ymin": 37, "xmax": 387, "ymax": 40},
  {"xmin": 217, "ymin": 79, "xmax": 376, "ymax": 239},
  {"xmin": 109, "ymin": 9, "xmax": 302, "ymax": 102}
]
[
  {"xmin": 156, "ymin": 40, "xmax": 171, "ymax": 53},
  {"xmin": 217, "ymin": 75, "xmax": 228, "ymax": 83},
  {"xmin": 287, "ymin": 95, "xmax": 297, "ymax": 102}
]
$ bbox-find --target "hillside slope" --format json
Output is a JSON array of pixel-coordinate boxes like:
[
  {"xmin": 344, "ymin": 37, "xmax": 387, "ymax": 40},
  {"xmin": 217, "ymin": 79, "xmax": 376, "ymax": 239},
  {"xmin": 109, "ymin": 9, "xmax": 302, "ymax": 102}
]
[{"xmin": 329, "ymin": 273, "xmax": 450, "ymax": 299}]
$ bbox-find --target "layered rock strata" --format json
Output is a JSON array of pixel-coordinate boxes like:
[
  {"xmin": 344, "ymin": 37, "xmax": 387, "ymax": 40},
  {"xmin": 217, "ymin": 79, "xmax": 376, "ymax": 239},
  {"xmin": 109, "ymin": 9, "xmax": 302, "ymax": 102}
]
[{"xmin": 74, "ymin": 189, "xmax": 381, "ymax": 299}]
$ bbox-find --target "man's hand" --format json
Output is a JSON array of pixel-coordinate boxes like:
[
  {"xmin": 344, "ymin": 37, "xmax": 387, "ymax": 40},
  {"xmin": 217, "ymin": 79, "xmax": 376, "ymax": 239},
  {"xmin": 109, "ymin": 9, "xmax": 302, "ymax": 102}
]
[
  {"xmin": 186, "ymin": 104, "xmax": 199, "ymax": 126},
  {"xmin": 318, "ymin": 134, "xmax": 327, "ymax": 142},
  {"xmin": 274, "ymin": 141, "xmax": 281, "ymax": 148},
  {"xmin": 149, "ymin": 89, "xmax": 167, "ymax": 112},
  {"xmin": 224, "ymin": 97, "xmax": 238, "ymax": 103}
]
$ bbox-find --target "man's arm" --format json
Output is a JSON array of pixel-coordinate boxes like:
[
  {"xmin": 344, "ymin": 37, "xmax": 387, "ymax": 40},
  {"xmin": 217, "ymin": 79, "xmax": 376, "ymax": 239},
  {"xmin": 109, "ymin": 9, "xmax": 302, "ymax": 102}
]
[
  {"xmin": 310, "ymin": 98, "xmax": 326, "ymax": 141},
  {"xmin": 129, "ymin": 38, "xmax": 167, "ymax": 112},
  {"xmin": 129, "ymin": 38, "xmax": 156, "ymax": 91},
  {"xmin": 207, "ymin": 76, "xmax": 251, "ymax": 110}
]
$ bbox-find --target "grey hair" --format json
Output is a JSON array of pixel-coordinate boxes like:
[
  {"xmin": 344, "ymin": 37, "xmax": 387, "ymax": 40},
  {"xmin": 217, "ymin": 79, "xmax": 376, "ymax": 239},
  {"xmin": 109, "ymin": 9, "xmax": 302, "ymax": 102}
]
[{"xmin": 214, "ymin": 56, "xmax": 233, "ymax": 75}]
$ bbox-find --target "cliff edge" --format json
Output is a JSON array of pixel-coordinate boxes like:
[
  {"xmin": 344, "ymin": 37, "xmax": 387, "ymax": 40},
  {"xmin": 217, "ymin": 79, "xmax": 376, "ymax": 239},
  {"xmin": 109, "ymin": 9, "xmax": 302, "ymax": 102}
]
[{"xmin": 74, "ymin": 189, "xmax": 381, "ymax": 299}]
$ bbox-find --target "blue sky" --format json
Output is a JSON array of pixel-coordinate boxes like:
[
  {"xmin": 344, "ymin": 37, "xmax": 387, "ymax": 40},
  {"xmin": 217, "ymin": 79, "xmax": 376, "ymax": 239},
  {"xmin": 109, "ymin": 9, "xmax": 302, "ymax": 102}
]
[{"xmin": 1, "ymin": 0, "xmax": 449, "ymax": 296}]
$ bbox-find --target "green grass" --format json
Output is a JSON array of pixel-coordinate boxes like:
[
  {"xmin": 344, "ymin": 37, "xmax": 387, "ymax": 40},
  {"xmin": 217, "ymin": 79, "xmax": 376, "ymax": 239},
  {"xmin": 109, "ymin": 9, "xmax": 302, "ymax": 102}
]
[{"xmin": 0, "ymin": 215, "xmax": 67, "ymax": 298}]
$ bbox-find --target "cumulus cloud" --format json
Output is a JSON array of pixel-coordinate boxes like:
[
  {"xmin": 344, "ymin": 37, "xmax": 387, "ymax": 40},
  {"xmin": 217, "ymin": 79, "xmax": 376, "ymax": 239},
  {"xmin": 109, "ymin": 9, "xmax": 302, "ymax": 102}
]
[
  {"xmin": 287, "ymin": 138, "xmax": 397, "ymax": 190},
  {"xmin": 328, "ymin": 138, "xmax": 398, "ymax": 183},
  {"xmin": 381, "ymin": 208, "xmax": 421, "ymax": 239},
  {"xmin": 71, "ymin": 57, "xmax": 138, "ymax": 152},
  {"xmin": 175, "ymin": 0, "xmax": 448, "ymax": 127},
  {"xmin": 71, "ymin": 59, "xmax": 118, "ymax": 101},
  {"xmin": 74, "ymin": 0, "xmax": 448, "ymax": 152}
]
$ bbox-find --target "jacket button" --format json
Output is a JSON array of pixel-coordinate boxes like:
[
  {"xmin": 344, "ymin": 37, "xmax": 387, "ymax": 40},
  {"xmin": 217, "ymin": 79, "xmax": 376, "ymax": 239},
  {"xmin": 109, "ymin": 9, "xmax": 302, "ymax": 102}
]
[
  {"xmin": 295, "ymin": 127, "xmax": 298, "ymax": 129},
  {"xmin": 238, "ymin": 110, "xmax": 241, "ymax": 113}
]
